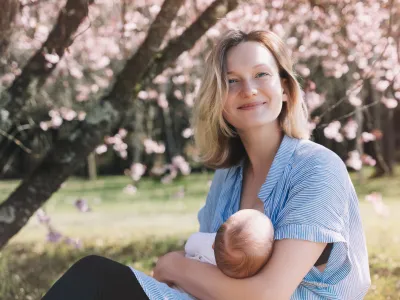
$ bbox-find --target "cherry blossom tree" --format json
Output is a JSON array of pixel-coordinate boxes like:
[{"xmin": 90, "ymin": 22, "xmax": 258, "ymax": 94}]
[
  {"xmin": 0, "ymin": 0, "xmax": 239, "ymax": 249},
  {"xmin": 0, "ymin": 0, "xmax": 399, "ymax": 249}
]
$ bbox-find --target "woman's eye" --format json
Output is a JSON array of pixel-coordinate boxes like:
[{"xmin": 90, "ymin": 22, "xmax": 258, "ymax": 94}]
[
  {"xmin": 228, "ymin": 78, "xmax": 238, "ymax": 84},
  {"xmin": 255, "ymin": 72, "xmax": 269, "ymax": 78}
]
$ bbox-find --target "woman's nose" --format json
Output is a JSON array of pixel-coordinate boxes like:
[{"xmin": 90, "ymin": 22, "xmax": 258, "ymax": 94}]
[{"xmin": 241, "ymin": 81, "xmax": 258, "ymax": 98}]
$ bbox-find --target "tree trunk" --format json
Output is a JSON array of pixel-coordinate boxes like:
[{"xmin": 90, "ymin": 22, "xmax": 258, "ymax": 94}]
[
  {"xmin": 382, "ymin": 108, "xmax": 395, "ymax": 176},
  {"xmin": 87, "ymin": 152, "xmax": 97, "ymax": 181},
  {"xmin": 355, "ymin": 106, "xmax": 364, "ymax": 184}
]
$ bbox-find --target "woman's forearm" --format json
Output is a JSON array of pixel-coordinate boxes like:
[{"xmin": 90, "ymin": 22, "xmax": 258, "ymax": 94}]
[{"xmin": 172, "ymin": 256, "xmax": 273, "ymax": 300}]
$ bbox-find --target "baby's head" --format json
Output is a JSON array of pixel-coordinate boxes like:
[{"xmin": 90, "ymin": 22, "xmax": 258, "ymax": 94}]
[{"xmin": 213, "ymin": 209, "xmax": 274, "ymax": 279}]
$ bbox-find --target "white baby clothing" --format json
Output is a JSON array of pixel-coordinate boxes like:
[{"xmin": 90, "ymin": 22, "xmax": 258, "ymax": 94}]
[{"xmin": 173, "ymin": 232, "xmax": 217, "ymax": 298}]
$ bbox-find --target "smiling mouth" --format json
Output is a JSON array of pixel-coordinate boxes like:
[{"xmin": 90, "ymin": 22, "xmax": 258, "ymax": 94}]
[{"xmin": 238, "ymin": 102, "xmax": 266, "ymax": 110}]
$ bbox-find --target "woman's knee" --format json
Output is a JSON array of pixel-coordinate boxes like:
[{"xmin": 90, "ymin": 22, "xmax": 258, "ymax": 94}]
[
  {"xmin": 73, "ymin": 255, "xmax": 104, "ymax": 268},
  {"xmin": 68, "ymin": 255, "xmax": 113, "ymax": 277}
]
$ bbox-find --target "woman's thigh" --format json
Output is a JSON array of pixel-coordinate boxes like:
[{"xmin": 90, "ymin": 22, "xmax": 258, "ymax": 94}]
[{"xmin": 42, "ymin": 255, "xmax": 149, "ymax": 300}]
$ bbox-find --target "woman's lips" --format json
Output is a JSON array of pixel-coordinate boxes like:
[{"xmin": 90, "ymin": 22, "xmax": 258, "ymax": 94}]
[{"xmin": 238, "ymin": 102, "xmax": 266, "ymax": 110}]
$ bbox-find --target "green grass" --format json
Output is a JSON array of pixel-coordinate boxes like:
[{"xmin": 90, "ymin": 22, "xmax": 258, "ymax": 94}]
[{"xmin": 0, "ymin": 167, "xmax": 400, "ymax": 300}]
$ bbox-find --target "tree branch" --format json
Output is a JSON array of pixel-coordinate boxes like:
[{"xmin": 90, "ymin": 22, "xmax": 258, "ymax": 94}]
[
  {"xmin": 1, "ymin": 0, "xmax": 94, "ymax": 120},
  {"xmin": 0, "ymin": 0, "xmax": 19, "ymax": 57},
  {"xmin": 139, "ymin": 0, "xmax": 239, "ymax": 95},
  {"xmin": 108, "ymin": 0, "xmax": 186, "ymax": 111}
]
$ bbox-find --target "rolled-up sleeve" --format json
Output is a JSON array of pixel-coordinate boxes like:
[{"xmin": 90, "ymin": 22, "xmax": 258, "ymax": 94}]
[{"xmin": 274, "ymin": 151, "xmax": 352, "ymax": 284}]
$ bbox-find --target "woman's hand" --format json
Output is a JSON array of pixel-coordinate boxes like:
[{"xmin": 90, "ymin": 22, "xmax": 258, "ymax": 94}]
[{"xmin": 153, "ymin": 251, "xmax": 186, "ymax": 286}]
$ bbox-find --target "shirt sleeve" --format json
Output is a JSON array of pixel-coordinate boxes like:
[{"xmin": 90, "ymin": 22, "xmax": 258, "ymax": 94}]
[{"xmin": 274, "ymin": 149, "xmax": 352, "ymax": 284}]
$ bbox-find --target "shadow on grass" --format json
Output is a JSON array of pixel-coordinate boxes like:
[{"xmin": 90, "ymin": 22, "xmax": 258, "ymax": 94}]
[{"xmin": 0, "ymin": 237, "xmax": 186, "ymax": 300}]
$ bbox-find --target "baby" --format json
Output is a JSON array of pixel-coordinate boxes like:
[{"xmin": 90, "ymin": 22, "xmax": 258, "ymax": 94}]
[{"xmin": 174, "ymin": 209, "xmax": 274, "ymax": 297}]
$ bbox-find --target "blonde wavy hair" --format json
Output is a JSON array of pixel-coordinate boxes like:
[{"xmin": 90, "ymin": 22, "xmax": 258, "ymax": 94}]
[{"xmin": 192, "ymin": 30, "xmax": 309, "ymax": 169}]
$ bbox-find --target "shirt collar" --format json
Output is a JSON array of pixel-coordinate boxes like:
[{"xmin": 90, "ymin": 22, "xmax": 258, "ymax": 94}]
[{"xmin": 255, "ymin": 135, "xmax": 299, "ymax": 201}]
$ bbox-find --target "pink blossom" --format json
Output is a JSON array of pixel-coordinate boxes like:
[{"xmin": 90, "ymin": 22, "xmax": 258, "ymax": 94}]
[
  {"xmin": 174, "ymin": 90, "xmax": 183, "ymax": 99},
  {"xmin": 172, "ymin": 155, "xmax": 191, "ymax": 175},
  {"xmin": 130, "ymin": 163, "xmax": 146, "ymax": 181},
  {"xmin": 143, "ymin": 139, "xmax": 166, "ymax": 154},
  {"xmin": 78, "ymin": 111, "xmax": 86, "ymax": 121},
  {"xmin": 148, "ymin": 89, "xmax": 159, "ymax": 99},
  {"xmin": 138, "ymin": 91, "xmax": 149, "ymax": 100},
  {"xmin": 117, "ymin": 128, "xmax": 128, "ymax": 139},
  {"xmin": 93, "ymin": 56, "xmax": 110, "ymax": 70},
  {"xmin": 51, "ymin": 115, "xmax": 63, "ymax": 128},
  {"xmin": 323, "ymin": 121, "xmax": 341, "ymax": 140},
  {"xmin": 113, "ymin": 142, "xmax": 128, "ymax": 152},
  {"xmin": 40, "ymin": 121, "xmax": 50, "ymax": 131},
  {"xmin": 361, "ymin": 132, "xmax": 376, "ymax": 143},
  {"xmin": 0, "ymin": 73, "xmax": 15, "ymax": 84},
  {"xmin": 119, "ymin": 150, "xmax": 128, "ymax": 159},
  {"xmin": 157, "ymin": 93, "xmax": 169, "ymax": 109},
  {"xmin": 381, "ymin": 97, "xmax": 398, "ymax": 109},
  {"xmin": 346, "ymin": 150, "xmax": 362, "ymax": 170},
  {"xmin": 343, "ymin": 119, "xmax": 358, "ymax": 140},
  {"xmin": 182, "ymin": 128, "xmax": 193, "ymax": 138},
  {"xmin": 44, "ymin": 53, "xmax": 60, "ymax": 64},
  {"xmin": 361, "ymin": 154, "xmax": 376, "ymax": 166},
  {"xmin": 153, "ymin": 74, "xmax": 168, "ymax": 84},
  {"xmin": 296, "ymin": 64, "xmax": 310, "ymax": 77},
  {"xmin": 375, "ymin": 80, "xmax": 390, "ymax": 92},
  {"xmin": 185, "ymin": 93, "xmax": 195, "ymax": 107},
  {"xmin": 348, "ymin": 94, "xmax": 362, "ymax": 106},
  {"xmin": 95, "ymin": 144, "xmax": 107, "ymax": 154},
  {"xmin": 60, "ymin": 107, "xmax": 77, "ymax": 121},
  {"xmin": 70, "ymin": 67, "xmax": 83, "ymax": 79},
  {"xmin": 305, "ymin": 91, "xmax": 324, "ymax": 112},
  {"xmin": 173, "ymin": 75, "xmax": 186, "ymax": 85}
]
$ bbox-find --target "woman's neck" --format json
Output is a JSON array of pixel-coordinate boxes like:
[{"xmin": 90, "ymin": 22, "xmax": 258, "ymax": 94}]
[{"xmin": 238, "ymin": 122, "xmax": 283, "ymax": 178}]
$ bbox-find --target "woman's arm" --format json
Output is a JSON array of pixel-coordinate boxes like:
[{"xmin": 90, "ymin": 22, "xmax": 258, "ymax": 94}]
[{"xmin": 154, "ymin": 239, "xmax": 326, "ymax": 300}]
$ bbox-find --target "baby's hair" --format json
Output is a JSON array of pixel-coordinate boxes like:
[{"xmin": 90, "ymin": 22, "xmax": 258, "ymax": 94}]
[{"xmin": 214, "ymin": 210, "xmax": 274, "ymax": 278}]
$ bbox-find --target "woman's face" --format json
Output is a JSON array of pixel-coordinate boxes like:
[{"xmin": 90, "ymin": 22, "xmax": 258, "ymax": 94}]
[{"xmin": 223, "ymin": 41, "xmax": 286, "ymax": 133}]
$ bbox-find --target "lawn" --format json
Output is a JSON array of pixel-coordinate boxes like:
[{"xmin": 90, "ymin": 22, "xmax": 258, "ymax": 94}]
[{"xmin": 0, "ymin": 167, "xmax": 399, "ymax": 300}]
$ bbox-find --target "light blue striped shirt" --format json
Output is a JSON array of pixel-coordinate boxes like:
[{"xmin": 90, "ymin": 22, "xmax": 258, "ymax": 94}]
[{"xmin": 132, "ymin": 135, "xmax": 371, "ymax": 299}]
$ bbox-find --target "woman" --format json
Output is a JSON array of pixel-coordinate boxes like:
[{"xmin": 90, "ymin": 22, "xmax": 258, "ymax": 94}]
[{"xmin": 42, "ymin": 30, "xmax": 371, "ymax": 300}]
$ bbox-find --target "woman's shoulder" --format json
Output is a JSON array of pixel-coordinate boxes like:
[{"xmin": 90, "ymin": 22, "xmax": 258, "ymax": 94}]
[
  {"xmin": 289, "ymin": 138, "xmax": 349, "ymax": 184},
  {"xmin": 292, "ymin": 138, "xmax": 346, "ymax": 169}
]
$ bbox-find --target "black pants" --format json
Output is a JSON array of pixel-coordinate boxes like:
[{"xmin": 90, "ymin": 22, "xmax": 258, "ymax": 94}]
[{"xmin": 42, "ymin": 255, "xmax": 149, "ymax": 300}]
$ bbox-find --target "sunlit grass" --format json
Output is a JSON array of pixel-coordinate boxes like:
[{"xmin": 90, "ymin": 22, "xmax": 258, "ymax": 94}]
[{"xmin": 0, "ymin": 167, "xmax": 399, "ymax": 299}]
